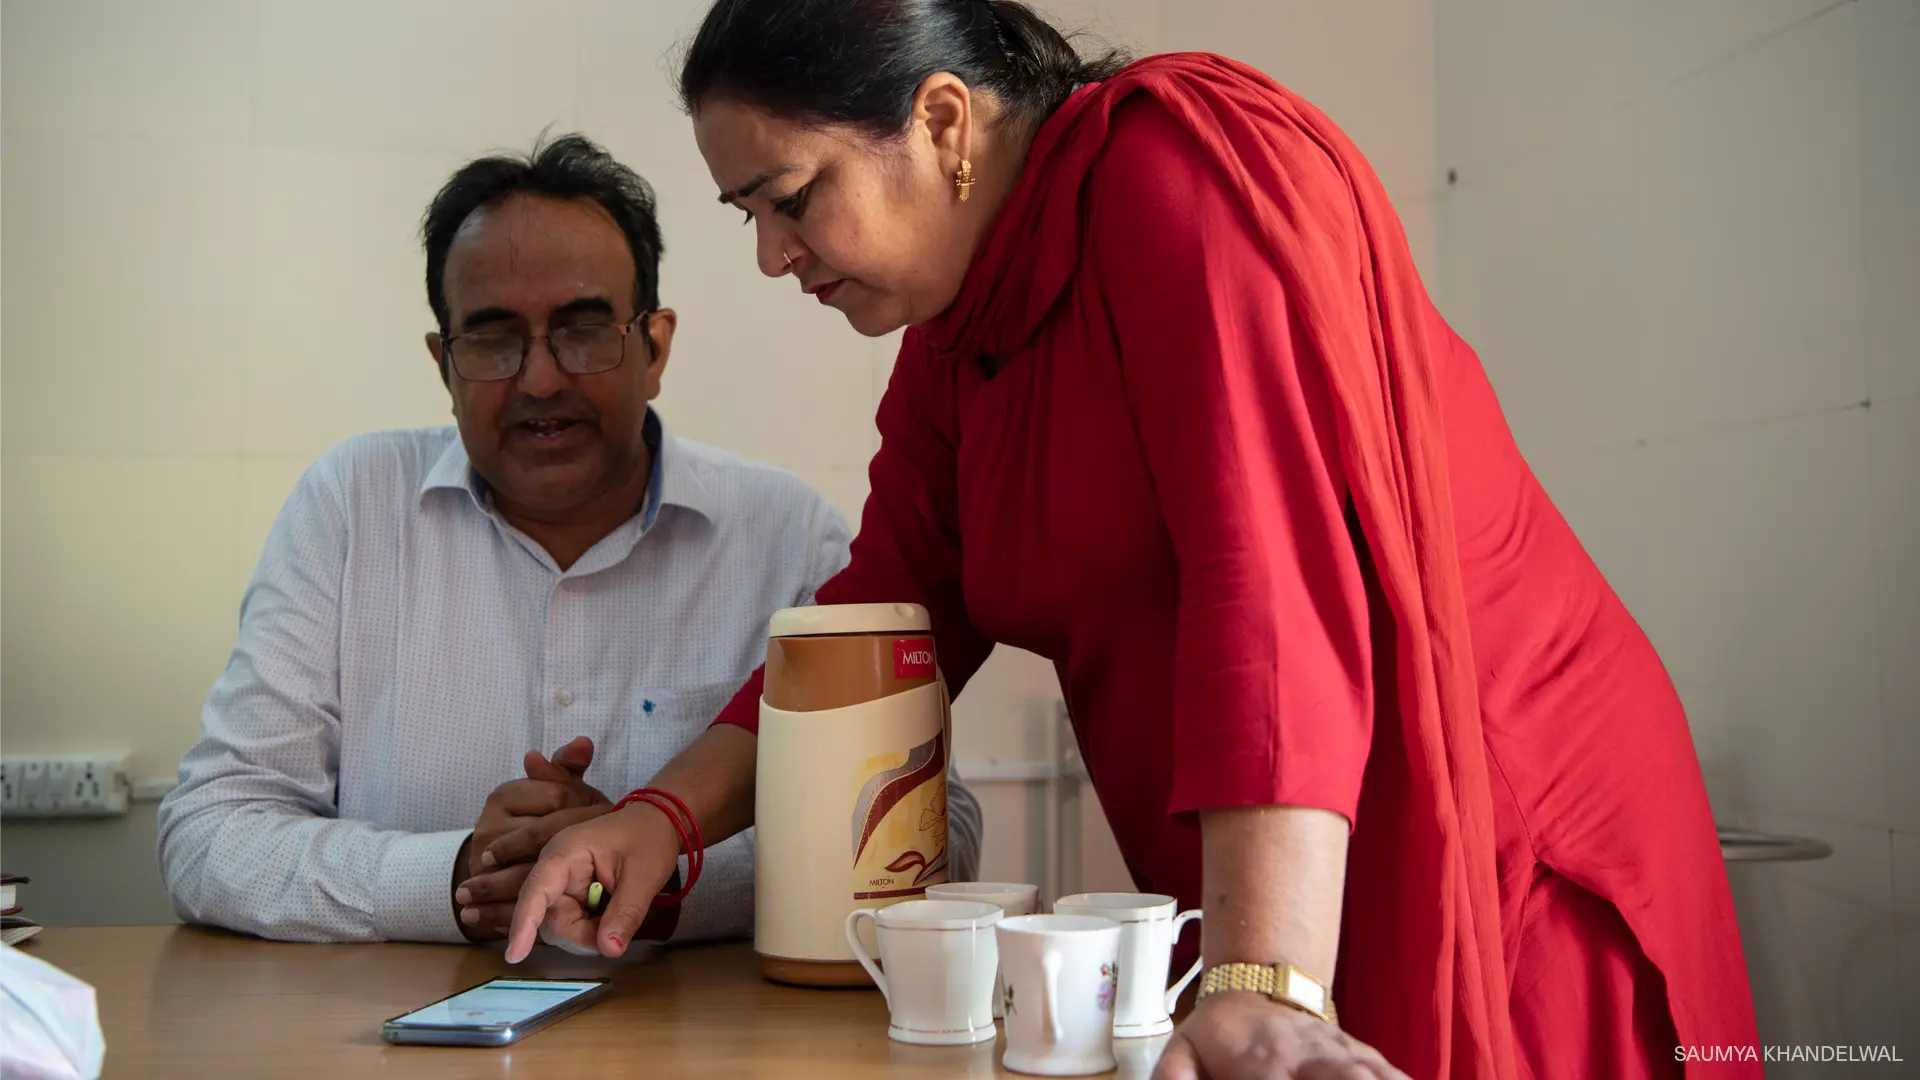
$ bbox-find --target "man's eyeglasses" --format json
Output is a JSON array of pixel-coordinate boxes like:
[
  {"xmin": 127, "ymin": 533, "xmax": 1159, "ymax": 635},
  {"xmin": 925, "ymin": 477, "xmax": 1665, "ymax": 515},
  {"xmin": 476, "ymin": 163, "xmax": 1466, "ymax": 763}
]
[{"xmin": 441, "ymin": 312, "xmax": 653, "ymax": 383}]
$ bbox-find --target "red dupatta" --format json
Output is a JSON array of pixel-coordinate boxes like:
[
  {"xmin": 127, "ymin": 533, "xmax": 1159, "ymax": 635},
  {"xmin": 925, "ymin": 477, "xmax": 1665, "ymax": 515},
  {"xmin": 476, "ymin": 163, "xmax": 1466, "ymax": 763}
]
[{"xmin": 923, "ymin": 53, "xmax": 1519, "ymax": 1080}]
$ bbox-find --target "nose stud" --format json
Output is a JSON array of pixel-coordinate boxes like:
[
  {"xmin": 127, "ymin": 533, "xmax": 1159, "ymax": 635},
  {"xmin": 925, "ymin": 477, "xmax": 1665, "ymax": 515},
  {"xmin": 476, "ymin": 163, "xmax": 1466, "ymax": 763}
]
[{"xmin": 782, "ymin": 251, "xmax": 794, "ymax": 269}]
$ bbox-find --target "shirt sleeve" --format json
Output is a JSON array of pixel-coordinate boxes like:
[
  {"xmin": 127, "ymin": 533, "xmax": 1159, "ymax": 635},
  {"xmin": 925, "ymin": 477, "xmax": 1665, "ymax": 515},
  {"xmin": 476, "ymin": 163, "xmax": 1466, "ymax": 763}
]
[
  {"xmin": 156, "ymin": 461, "xmax": 469, "ymax": 943},
  {"xmin": 797, "ymin": 495, "xmax": 854, "ymax": 607},
  {"xmin": 944, "ymin": 773, "xmax": 984, "ymax": 883},
  {"xmin": 711, "ymin": 335, "xmax": 998, "ymax": 733},
  {"xmin": 1088, "ymin": 99, "xmax": 1374, "ymax": 825}
]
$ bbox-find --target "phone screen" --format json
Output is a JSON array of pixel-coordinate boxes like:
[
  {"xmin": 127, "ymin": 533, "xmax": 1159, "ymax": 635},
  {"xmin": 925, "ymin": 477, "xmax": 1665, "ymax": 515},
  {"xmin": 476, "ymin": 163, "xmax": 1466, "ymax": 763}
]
[{"xmin": 388, "ymin": 979, "xmax": 605, "ymax": 1029}]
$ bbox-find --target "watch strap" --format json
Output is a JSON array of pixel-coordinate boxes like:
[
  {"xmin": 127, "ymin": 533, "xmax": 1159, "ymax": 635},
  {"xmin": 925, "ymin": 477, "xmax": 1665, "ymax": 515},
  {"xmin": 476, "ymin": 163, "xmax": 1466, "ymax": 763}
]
[{"xmin": 1196, "ymin": 962, "xmax": 1335, "ymax": 1024}]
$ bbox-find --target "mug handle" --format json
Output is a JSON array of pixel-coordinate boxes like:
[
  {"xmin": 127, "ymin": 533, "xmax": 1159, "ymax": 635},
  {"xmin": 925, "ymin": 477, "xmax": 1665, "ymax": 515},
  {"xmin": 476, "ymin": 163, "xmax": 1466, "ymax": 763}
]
[
  {"xmin": 1163, "ymin": 909, "xmax": 1205, "ymax": 1012},
  {"xmin": 844, "ymin": 909, "xmax": 889, "ymax": 1004},
  {"xmin": 1040, "ymin": 949, "xmax": 1064, "ymax": 1047}
]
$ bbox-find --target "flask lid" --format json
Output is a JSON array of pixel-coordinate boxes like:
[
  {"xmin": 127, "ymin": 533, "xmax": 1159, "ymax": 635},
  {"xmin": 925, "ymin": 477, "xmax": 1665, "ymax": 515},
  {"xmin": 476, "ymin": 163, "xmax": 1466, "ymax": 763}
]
[{"xmin": 768, "ymin": 603, "xmax": 932, "ymax": 638}]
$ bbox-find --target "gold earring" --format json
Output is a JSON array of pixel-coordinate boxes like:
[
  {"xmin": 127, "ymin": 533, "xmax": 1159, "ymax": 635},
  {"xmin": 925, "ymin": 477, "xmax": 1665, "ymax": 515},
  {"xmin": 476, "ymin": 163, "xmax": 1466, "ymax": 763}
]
[{"xmin": 954, "ymin": 158, "xmax": 974, "ymax": 202}]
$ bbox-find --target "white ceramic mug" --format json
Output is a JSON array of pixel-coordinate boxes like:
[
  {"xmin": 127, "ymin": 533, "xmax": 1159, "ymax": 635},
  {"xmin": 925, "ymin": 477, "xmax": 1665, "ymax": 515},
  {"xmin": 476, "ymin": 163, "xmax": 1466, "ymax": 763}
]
[
  {"xmin": 844, "ymin": 899, "xmax": 1002, "ymax": 1046},
  {"xmin": 1114, "ymin": 1033, "xmax": 1174, "ymax": 1077},
  {"xmin": 925, "ymin": 881, "xmax": 1040, "ymax": 1018},
  {"xmin": 995, "ymin": 914, "xmax": 1123, "ymax": 1077},
  {"xmin": 1053, "ymin": 892, "xmax": 1202, "ymax": 1038}
]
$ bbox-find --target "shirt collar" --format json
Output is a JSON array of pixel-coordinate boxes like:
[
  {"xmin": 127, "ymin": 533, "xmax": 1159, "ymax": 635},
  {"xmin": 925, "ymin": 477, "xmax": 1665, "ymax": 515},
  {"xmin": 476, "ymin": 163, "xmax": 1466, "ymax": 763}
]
[
  {"xmin": 419, "ymin": 433, "xmax": 484, "ymax": 505},
  {"xmin": 652, "ymin": 411, "xmax": 717, "ymax": 526},
  {"xmin": 419, "ymin": 407, "xmax": 715, "ymax": 527}
]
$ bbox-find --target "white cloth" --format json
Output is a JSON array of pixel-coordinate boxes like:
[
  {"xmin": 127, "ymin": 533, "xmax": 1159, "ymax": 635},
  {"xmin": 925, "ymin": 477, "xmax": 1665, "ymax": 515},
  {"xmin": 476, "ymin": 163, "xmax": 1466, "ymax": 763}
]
[
  {"xmin": 158, "ymin": 412, "xmax": 983, "ymax": 945},
  {"xmin": 0, "ymin": 944, "xmax": 105, "ymax": 1080}
]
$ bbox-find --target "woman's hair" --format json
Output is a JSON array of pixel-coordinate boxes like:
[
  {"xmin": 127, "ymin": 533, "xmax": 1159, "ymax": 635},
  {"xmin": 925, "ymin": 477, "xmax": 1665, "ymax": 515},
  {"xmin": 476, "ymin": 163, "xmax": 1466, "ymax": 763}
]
[{"xmin": 678, "ymin": 0, "xmax": 1129, "ymax": 138}]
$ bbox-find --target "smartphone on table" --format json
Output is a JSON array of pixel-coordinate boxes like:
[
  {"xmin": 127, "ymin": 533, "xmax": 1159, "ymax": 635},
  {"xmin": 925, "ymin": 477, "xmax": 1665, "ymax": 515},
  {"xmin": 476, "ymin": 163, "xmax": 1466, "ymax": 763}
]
[{"xmin": 381, "ymin": 977, "xmax": 612, "ymax": 1046}]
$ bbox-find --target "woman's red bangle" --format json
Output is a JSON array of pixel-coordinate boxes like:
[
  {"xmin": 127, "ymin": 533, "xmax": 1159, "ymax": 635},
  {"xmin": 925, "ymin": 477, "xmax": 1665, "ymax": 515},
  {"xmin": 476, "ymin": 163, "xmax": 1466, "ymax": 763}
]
[
  {"xmin": 627, "ymin": 794, "xmax": 695, "ymax": 903},
  {"xmin": 613, "ymin": 787, "xmax": 704, "ymax": 905}
]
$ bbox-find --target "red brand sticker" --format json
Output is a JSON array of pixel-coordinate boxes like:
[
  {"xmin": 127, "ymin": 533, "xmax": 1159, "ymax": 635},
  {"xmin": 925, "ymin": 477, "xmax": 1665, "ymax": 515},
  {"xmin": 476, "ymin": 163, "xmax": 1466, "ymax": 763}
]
[{"xmin": 893, "ymin": 637, "xmax": 936, "ymax": 679}]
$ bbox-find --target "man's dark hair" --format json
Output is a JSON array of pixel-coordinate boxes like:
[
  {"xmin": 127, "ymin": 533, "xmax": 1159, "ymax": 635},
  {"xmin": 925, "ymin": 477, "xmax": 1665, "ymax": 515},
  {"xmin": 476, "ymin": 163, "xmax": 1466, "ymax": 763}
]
[{"xmin": 421, "ymin": 133, "xmax": 664, "ymax": 335}]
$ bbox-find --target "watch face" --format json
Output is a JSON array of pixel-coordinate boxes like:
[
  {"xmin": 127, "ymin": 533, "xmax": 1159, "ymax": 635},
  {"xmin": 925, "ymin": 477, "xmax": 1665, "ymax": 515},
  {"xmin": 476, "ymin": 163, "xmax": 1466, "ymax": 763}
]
[{"xmin": 1284, "ymin": 967, "xmax": 1328, "ymax": 1013}]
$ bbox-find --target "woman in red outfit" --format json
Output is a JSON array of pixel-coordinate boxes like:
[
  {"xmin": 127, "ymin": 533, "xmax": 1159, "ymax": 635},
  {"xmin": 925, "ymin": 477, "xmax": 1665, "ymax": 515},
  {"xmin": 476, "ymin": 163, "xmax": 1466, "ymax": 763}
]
[{"xmin": 501, "ymin": 3, "xmax": 1760, "ymax": 1076}]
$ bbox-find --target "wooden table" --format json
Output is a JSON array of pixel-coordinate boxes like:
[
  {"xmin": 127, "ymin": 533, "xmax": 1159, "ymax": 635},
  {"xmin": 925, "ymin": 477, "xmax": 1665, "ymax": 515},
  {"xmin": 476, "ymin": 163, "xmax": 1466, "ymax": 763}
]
[{"xmin": 28, "ymin": 927, "xmax": 1172, "ymax": 1078}]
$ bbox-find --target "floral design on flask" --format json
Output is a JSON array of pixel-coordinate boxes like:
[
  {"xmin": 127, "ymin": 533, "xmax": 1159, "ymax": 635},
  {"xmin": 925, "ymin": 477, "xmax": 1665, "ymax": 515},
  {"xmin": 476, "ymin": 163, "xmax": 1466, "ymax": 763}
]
[
  {"xmin": 851, "ymin": 728, "xmax": 950, "ymax": 900},
  {"xmin": 1003, "ymin": 983, "xmax": 1017, "ymax": 1017},
  {"xmin": 1096, "ymin": 962, "xmax": 1119, "ymax": 1013}
]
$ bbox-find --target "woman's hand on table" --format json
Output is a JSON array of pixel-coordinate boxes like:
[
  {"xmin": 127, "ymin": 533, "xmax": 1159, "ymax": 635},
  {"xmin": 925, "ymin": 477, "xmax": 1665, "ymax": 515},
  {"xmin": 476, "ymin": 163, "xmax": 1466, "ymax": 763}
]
[
  {"xmin": 1153, "ymin": 992, "xmax": 1409, "ymax": 1080},
  {"xmin": 502, "ymin": 799, "xmax": 683, "ymax": 963}
]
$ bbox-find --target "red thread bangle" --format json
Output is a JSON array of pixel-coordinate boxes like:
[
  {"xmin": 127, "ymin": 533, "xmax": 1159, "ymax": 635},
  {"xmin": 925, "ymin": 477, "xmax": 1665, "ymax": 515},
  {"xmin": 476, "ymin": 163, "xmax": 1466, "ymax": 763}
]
[
  {"xmin": 613, "ymin": 787, "xmax": 704, "ymax": 905},
  {"xmin": 613, "ymin": 793, "xmax": 695, "ymax": 905},
  {"xmin": 639, "ymin": 792, "xmax": 701, "ymax": 904},
  {"xmin": 638, "ymin": 788, "xmax": 704, "ymax": 889},
  {"xmin": 638, "ymin": 788, "xmax": 704, "ymax": 863},
  {"xmin": 624, "ymin": 794, "xmax": 695, "ymax": 900},
  {"xmin": 637, "ymin": 792, "xmax": 702, "ymax": 900}
]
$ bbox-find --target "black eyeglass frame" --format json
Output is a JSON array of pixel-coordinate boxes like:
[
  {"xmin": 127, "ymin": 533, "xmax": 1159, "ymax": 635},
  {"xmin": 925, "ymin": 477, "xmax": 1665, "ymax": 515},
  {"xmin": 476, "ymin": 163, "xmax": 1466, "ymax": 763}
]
[{"xmin": 439, "ymin": 310, "xmax": 656, "ymax": 383}]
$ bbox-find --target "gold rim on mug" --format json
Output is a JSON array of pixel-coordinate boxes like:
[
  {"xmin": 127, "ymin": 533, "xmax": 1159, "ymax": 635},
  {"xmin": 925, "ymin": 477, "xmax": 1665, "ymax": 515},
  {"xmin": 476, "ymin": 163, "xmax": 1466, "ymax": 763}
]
[{"xmin": 894, "ymin": 1022, "xmax": 999, "ymax": 1036}]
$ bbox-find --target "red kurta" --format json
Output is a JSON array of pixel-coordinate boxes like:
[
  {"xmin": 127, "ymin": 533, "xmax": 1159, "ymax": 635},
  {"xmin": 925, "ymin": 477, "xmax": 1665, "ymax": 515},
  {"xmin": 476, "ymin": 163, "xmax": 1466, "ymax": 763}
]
[{"xmin": 715, "ymin": 54, "xmax": 1758, "ymax": 1079}]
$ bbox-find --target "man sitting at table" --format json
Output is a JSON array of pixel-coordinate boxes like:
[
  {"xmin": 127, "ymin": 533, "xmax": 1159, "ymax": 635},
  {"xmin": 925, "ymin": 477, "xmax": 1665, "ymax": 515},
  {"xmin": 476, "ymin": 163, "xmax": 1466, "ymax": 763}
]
[{"xmin": 157, "ymin": 133, "xmax": 981, "ymax": 945}]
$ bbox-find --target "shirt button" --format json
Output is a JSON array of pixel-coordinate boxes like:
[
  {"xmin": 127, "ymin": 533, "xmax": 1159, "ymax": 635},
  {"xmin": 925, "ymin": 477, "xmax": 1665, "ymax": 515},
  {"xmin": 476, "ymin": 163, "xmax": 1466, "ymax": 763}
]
[{"xmin": 554, "ymin": 690, "xmax": 574, "ymax": 707}]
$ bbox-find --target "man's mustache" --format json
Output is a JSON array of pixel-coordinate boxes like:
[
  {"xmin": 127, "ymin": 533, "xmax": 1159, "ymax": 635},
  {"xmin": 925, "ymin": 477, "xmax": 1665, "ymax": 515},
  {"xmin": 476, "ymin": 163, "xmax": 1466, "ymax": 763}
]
[{"xmin": 498, "ymin": 395, "xmax": 599, "ymax": 429}]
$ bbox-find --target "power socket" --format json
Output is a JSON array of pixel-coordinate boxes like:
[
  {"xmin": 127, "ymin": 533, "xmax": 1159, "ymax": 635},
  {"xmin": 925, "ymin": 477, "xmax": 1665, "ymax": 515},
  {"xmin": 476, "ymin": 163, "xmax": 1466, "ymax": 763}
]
[
  {"xmin": 0, "ymin": 753, "xmax": 131, "ymax": 818},
  {"xmin": 44, "ymin": 760, "xmax": 72, "ymax": 813},
  {"xmin": 21, "ymin": 760, "xmax": 49, "ymax": 813},
  {"xmin": 74, "ymin": 760, "xmax": 115, "ymax": 808}
]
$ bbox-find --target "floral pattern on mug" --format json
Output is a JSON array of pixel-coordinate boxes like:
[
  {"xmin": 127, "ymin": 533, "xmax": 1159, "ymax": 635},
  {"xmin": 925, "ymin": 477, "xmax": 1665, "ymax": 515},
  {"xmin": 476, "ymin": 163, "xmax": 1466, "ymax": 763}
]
[
  {"xmin": 1003, "ymin": 982, "xmax": 1017, "ymax": 1016},
  {"xmin": 1096, "ymin": 962, "xmax": 1119, "ymax": 1013}
]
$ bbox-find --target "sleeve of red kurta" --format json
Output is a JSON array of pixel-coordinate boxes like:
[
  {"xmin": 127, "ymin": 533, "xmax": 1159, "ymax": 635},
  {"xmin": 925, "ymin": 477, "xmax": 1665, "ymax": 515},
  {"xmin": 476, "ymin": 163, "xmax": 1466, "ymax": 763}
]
[
  {"xmin": 710, "ymin": 334, "xmax": 998, "ymax": 733},
  {"xmin": 1088, "ymin": 99, "xmax": 1373, "ymax": 825}
]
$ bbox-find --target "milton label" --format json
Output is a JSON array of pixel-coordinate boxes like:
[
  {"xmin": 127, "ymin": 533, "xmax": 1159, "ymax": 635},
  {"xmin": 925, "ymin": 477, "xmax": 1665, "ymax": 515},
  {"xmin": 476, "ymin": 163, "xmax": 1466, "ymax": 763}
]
[{"xmin": 893, "ymin": 637, "xmax": 935, "ymax": 679}]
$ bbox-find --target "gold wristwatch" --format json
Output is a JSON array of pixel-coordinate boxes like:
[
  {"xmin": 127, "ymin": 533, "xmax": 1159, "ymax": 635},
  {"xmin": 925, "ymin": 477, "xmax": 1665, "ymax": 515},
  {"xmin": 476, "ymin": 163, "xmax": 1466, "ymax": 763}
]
[{"xmin": 1196, "ymin": 962, "xmax": 1336, "ymax": 1025}]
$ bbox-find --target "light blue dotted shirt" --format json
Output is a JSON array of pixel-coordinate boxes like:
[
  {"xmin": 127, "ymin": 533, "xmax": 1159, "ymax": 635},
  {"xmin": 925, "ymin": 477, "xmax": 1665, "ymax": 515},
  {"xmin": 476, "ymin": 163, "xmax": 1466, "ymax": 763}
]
[{"xmin": 159, "ymin": 411, "xmax": 982, "ymax": 944}]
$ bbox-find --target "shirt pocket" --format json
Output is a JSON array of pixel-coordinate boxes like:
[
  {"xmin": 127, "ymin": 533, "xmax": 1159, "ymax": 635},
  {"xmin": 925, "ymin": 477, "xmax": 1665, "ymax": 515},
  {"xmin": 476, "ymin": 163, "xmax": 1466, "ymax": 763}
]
[{"xmin": 590, "ymin": 679, "xmax": 748, "ymax": 797}]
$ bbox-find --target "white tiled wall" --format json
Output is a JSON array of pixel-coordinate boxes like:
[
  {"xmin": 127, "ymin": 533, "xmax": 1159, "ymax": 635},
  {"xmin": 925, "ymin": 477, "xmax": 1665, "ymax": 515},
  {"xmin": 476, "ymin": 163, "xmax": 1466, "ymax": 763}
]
[
  {"xmin": 0, "ymin": 0, "xmax": 1438, "ymax": 922},
  {"xmin": 1631, "ymin": 7, "xmax": 1865, "ymax": 440},
  {"xmin": 1441, "ymin": 104, "xmax": 1639, "ymax": 459},
  {"xmin": 1157, "ymin": 0, "xmax": 1440, "ymax": 276},
  {"xmin": 1636, "ymin": 412, "xmax": 1882, "ymax": 830},
  {"xmin": 1439, "ymin": 0, "xmax": 1919, "ymax": 1064},
  {"xmin": 246, "ymin": 143, "xmax": 469, "ymax": 456},
  {"xmin": 1859, "ymin": 0, "xmax": 1920, "ymax": 404},
  {"xmin": 1875, "ymin": 393, "xmax": 1920, "ymax": 838},
  {"xmin": 1631, "ymin": 0, "xmax": 1848, "ymax": 94},
  {"xmin": 255, "ymin": 0, "xmax": 576, "ymax": 156},
  {"xmin": 1432, "ymin": 0, "xmax": 1635, "ymax": 187},
  {"xmin": 1893, "ymin": 830, "xmax": 1920, "ymax": 1024},
  {"xmin": 1727, "ymin": 811, "xmax": 1904, "ymax": 1049}
]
